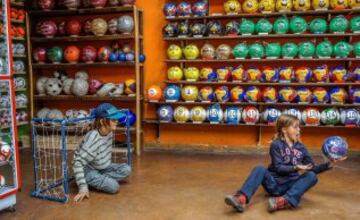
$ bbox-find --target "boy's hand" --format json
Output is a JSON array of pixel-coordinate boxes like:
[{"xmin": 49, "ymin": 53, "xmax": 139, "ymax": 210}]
[
  {"xmin": 295, "ymin": 164, "xmax": 313, "ymax": 171},
  {"xmin": 74, "ymin": 191, "xmax": 90, "ymax": 202}
]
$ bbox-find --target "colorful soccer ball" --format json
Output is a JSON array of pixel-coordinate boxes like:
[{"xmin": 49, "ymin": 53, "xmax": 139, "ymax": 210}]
[
  {"xmin": 217, "ymin": 67, "xmax": 232, "ymax": 81},
  {"xmin": 124, "ymin": 79, "xmax": 136, "ymax": 95},
  {"xmin": 283, "ymin": 108, "xmax": 302, "ymax": 121},
  {"xmin": 167, "ymin": 44, "xmax": 182, "ymax": 60},
  {"xmin": 321, "ymin": 107, "xmax": 340, "ymax": 125},
  {"xmin": 245, "ymin": 86, "xmax": 261, "ymax": 103},
  {"xmin": 298, "ymin": 41, "xmax": 315, "ymax": 58},
  {"xmin": 262, "ymin": 87, "xmax": 278, "ymax": 103},
  {"xmin": 81, "ymin": 46, "xmax": 97, "ymax": 63},
  {"xmin": 261, "ymin": 67, "xmax": 279, "ymax": 82},
  {"xmin": 215, "ymin": 86, "xmax": 230, "ymax": 102},
  {"xmin": 183, "ymin": 44, "xmax": 200, "ymax": 60},
  {"xmin": 91, "ymin": 18, "xmax": 108, "ymax": 36},
  {"xmin": 224, "ymin": 107, "xmax": 242, "ymax": 124},
  {"xmin": 313, "ymin": 87, "xmax": 330, "ymax": 103},
  {"xmin": 207, "ymin": 104, "xmax": 224, "ymax": 123},
  {"xmin": 117, "ymin": 16, "xmax": 134, "ymax": 34},
  {"xmin": 184, "ymin": 67, "xmax": 200, "ymax": 81},
  {"xmin": 167, "ymin": 66, "xmax": 183, "ymax": 81},
  {"xmin": 200, "ymin": 67, "xmax": 217, "ymax": 81},
  {"xmin": 295, "ymin": 67, "xmax": 312, "ymax": 82},
  {"xmin": 97, "ymin": 46, "xmax": 112, "ymax": 62},
  {"xmin": 199, "ymin": 86, "xmax": 215, "ymax": 102},
  {"xmin": 259, "ymin": 0, "xmax": 276, "ymax": 12},
  {"xmin": 224, "ymin": 0, "xmax": 242, "ymax": 14},
  {"xmin": 313, "ymin": 65, "xmax": 329, "ymax": 82},
  {"xmin": 330, "ymin": 66, "xmax": 350, "ymax": 82},
  {"xmin": 282, "ymin": 43, "xmax": 298, "ymax": 58},
  {"xmin": 147, "ymin": 85, "xmax": 162, "ymax": 101},
  {"xmin": 174, "ymin": 106, "xmax": 190, "ymax": 123},
  {"xmin": 201, "ymin": 44, "xmax": 216, "ymax": 60},
  {"xmin": 262, "ymin": 107, "xmax": 282, "ymax": 123},
  {"xmin": 225, "ymin": 21, "xmax": 240, "ymax": 35},
  {"xmin": 293, "ymin": 0, "xmax": 311, "ymax": 11},
  {"xmin": 163, "ymin": 23, "xmax": 178, "ymax": 37},
  {"xmin": 322, "ymin": 136, "xmax": 348, "ymax": 161},
  {"xmin": 295, "ymin": 87, "xmax": 312, "ymax": 103},
  {"xmin": 279, "ymin": 66, "xmax": 294, "ymax": 82},
  {"xmin": 207, "ymin": 20, "xmax": 223, "ymax": 36},
  {"xmin": 353, "ymin": 66, "xmax": 360, "ymax": 82},
  {"xmin": 256, "ymin": 18, "xmax": 273, "ymax": 34},
  {"xmin": 279, "ymin": 87, "xmax": 297, "ymax": 103},
  {"xmin": 164, "ymin": 85, "xmax": 181, "ymax": 101},
  {"xmin": 354, "ymin": 42, "xmax": 360, "ymax": 57},
  {"xmin": 230, "ymin": 86, "xmax": 245, "ymax": 102},
  {"xmin": 265, "ymin": 43, "xmax": 281, "ymax": 59},
  {"xmin": 329, "ymin": 87, "xmax": 348, "ymax": 104},
  {"xmin": 333, "ymin": 41, "xmax": 352, "ymax": 58},
  {"xmin": 177, "ymin": 2, "xmax": 192, "ymax": 16},
  {"xmin": 340, "ymin": 108, "xmax": 359, "ymax": 125},
  {"xmin": 246, "ymin": 67, "xmax": 261, "ymax": 82},
  {"xmin": 350, "ymin": 16, "xmax": 360, "ymax": 33},
  {"xmin": 190, "ymin": 106, "xmax": 207, "ymax": 123},
  {"xmin": 302, "ymin": 108, "xmax": 321, "ymax": 125},
  {"xmin": 349, "ymin": 0, "xmax": 360, "ymax": 8},
  {"xmin": 64, "ymin": 46, "xmax": 80, "ymax": 63},
  {"xmin": 158, "ymin": 105, "xmax": 174, "ymax": 122},
  {"xmin": 164, "ymin": 2, "xmax": 177, "ymax": 17},
  {"xmin": 192, "ymin": 1, "xmax": 209, "ymax": 16},
  {"xmin": 242, "ymin": 106, "xmax": 260, "ymax": 124},
  {"xmin": 232, "ymin": 66, "xmax": 247, "ymax": 82},
  {"xmin": 181, "ymin": 85, "xmax": 199, "ymax": 102},
  {"xmin": 177, "ymin": 22, "xmax": 190, "ymax": 36},
  {"xmin": 243, "ymin": 0, "xmax": 259, "ymax": 13},
  {"xmin": 350, "ymin": 88, "xmax": 360, "ymax": 103}
]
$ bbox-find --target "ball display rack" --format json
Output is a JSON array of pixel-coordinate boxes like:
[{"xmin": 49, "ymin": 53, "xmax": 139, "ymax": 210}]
[
  {"xmin": 27, "ymin": 4, "xmax": 144, "ymax": 155},
  {"xmin": 144, "ymin": 1, "xmax": 360, "ymax": 146}
]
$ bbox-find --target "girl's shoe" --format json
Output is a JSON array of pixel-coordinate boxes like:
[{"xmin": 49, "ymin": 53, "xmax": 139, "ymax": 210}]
[
  {"xmin": 268, "ymin": 196, "xmax": 290, "ymax": 212},
  {"xmin": 224, "ymin": 194, "xmax": 247, "ymax": 212}
]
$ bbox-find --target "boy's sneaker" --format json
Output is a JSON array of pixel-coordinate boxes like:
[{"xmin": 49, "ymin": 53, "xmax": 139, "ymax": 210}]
[
  {"xmin": 224, "ymin": 193, "xmax": 247, "ymax": 212},
  {"xmin": 268, "ymin": 196, "xmax": 290, "ymax": 213}
]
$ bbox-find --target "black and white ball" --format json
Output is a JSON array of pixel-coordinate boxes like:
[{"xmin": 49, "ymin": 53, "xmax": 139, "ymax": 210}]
[
  {"xmin": 71, "ymin": 78, "xmax": 89, "ymax": 96},
  {"xmin": 53, "ymin": 70, "xmax": 68, "ymax": 83},
  {"xmin": 75, "ymin": 70, "xmax": 89, "ymax": 80},
  {"xmin": 96, "ymin": 83, "xmax": 116, "ymax": 97},
  {"xmin": 45, "ymin": 78, "xmax": 63, "ymax": 96}
]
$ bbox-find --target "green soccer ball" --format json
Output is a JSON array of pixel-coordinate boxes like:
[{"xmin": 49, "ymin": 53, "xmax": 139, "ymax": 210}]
[
  {"xmin": 282, "ymin": 43, "xmax": 298, "ymax": 58},
  {"xmin": 354, "ymin": 42, "xmax": 360, "ymax": 57},
  {"xmin": 298, "ymin": 41, "xmax": 315, "ymax": 58},
  {"xmin": 309, "ymin": 18, "xmax": 327, "ymax": 34},
  {"xmin": 329, "ymin": 15, "xmax": 349, "ymax": 33},
  {"xmin": 273, "ymin": 16, "xmax": 289, "ymax": 34},
  {"xmin": 316, "ymin": 41, "xmax": 333, "ymax": 58},
  {"xmin": 333, "ymin": 41, "xmax": 352, "ymax": 58},
  {"xmin": 232, "ymin": 43, "xmax": 249, "ymax": 59},
  {"xmin": 240, "ymin": 19, "xmax": 255, "ymax": 35},
  {"xmin": 265, "ymin": 43, "xmax": 282, "ymax": 58},
  {"xmin": 47, "ymin": 47, "xmax": 63, "ymax": 63},
  {"xmin": 249, "ymin": 43, "xmax": 265, "ymax": 59},
  {"xmin": 289, "ymin": 16, "xmax": 307, "ymax": 34},
  {"xmin": 320, "ymin": 107, "xmax": 340, "ymax": 125},
  {"xmin": 255, "ymin": 18, "xmax": 273, "ymax": 34},
  {"xmin": 350, "ymin": 16, "xmax": 360, "ymax": 33}
]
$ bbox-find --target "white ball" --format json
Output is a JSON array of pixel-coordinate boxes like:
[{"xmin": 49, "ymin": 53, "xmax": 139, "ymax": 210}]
[
  {"xmin": 37, "ymin": 107, "xmax": 51, "ymax": 118},
  {"xmin": 96, "ymin": 83, "xmax": 116, "ymax": 97},
  {"xmin": 71, "ymin": 78, "xmax": 89, "ymax": 96},
  {"xmin": 0, "ymin": 95, "xmax": 10, "ymax": 108},
  {"xmin": 63, "ymin": 78, "xmax": 74, "ymax": 95},
  {"xmin": 47, "ymin": 109, "xmax": 64, "ymax": 120},
  {"xmin": 190, "ymin": 106, "xmax": 207, "ymax": 123},
  {"xmin": 36, "ymin": 77, "xmax": 48, "ymax": 95},
  {"xmin": 0, "ymin": 141, "xmax": 11, "ymax": 160},
  {"xmin": 45, "ymin": 78, "xmax": 63, "ymax": 96},
  {"xmin": 75, "ymin": 70, "xmax": 89, "ymax": 80},
  {"xmin": 16, "ymin": 94, "xmax": 28, "ymax": 107}
]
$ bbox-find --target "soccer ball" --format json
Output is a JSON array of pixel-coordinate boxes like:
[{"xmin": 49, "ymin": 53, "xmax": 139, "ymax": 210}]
[
  {"xmin": 71, "ymin": 78, "xmax": 89, "ymax": 96},
  {"xmin": 313, "ymin": 87, "xmax": 330, "ymax": 103},
  {"xmin": 164, "ymin": 85, "xmax": 181, "ymax": 102},
  {"xmin": 321, "ymin": 107, "xmax": 340, "ymax": 125},
  {"xmin": 261, "ymin": 67, "xmax": 279, "ymax": 82},
  {"xmin": 224, "ymin": 0, "xmax": 242, "ymax": 14},
  {"xmin": 216, "ymin": 67, "xmax": 231, "ymax": 82},
  {"xmin": 295, "ymin": 67, "xmax": 312, "ymax": 82},
  {"xmin": 262, "ymin": 107, "xmax": 281, "ymax": 123},
  {"xmin": 224, "ymin": 107, "xmax": 242, "ymax": 124},
  {"xmin": 192, "ymin": 1, "xmax": 208, "ymax": 16},
  {"xmin": 47, "ymin": 109, "xmax": 64, "ymax": 120},
  {"xmin": 231, "ymin": 66, "xmax": 247, "ymax": 82},
  {"xmin": 181, "ymin": 85, "xmax": 199, "ymax": 102},
  {"xmin": 289, "ymin": 16, "xmax": 308, "ymax": 34},
  {"xmin": 201, "ymin": 44, "xmax": 216, "ymax": 59},
  {"xmin": 322, "ymin": 136, "xmax": 348, "ymax": 161},
  {"xmin": 293, "ymin": 0, "xmax": 311, "ymax": 11},
  {"xmin": 353, "ymin": 66, "xmax": 360, "ymax": 82},
  {"xmin": 190, "ymin": 106, "xmax": 207, "ymax": 123},
  {"xmin": 329, "ymin": 15, "xmax": 349, "ymax": 33},
  {"xmin": 313, "ymin": 65, "xmax": 329, "ymax": 82},
  {"xmin": 249, "ymin": 43, "xmax": 265, "ymax": 59},
  {"xmin": 262, "ymin": 87, "xmax": 278, "ymax": 103},
  {"xmin": 117, "ymin": 15, "xmax": 134, "ymax": 34},
  {"xmin": 157, "ymin": 105, "xmax": 174, "ymax": 122},
  {"xmin": 216, "ymin": 44, "xmax": 232, "ymax": 59},
  {"xmin": 278, "ymin": 87, "xmax": 297, "ymax": 103},
  {"xmin": 230, "ymin": 86, "xmax": 245, "ymax": 102},
  {"xmin": 124, "ymin": 79, "xmax": 136, "ymax": 95},
  {"xmin": 243, "ymin": 0, "xmax": 259, "ymax": 13},
  {"xmin": 174, "ymin": 106, "xmax": 190, "ymax": 123},
  {"xmin": 177, "ymin": 2, "xmax": 192, "ymax": 16},
  {"xmin": 45, "ymin": 78, "xmax": 63, "ymax": 96},
  {"xmin": 147, "ymin": 85, "xmax": 162, "ymax": 101},
  {"xmin": 36, "ymin": 77, "xmax": 48, "ymax": 95},
  {"xmin": 246, "ymin": 67, "xmax": 261, "ymax": 82},
  {"xmin": 75, "ymin": 70, "xmax": 89, "ymax": 80},
  {"xmin": 199, "ymin": 86, "xmax": 215, "ymax": 102},
  {"xmin": 63, "ymin": 78, "xmax": 74, "ymax": 95},
  {"xmin": 330, "ymin": 0, "xmax": 348, "ymax": 9},
  {"xmin": 184, "ymin": 67, "xmax": 200, "ymax": 81},
  {"xmin": 340, "ymin": 108, "xmax": 359, "ymax": 125},
  {"xmin": 350, "ymin": 88, "xmax": 360, "ymax": 103},
  {"xmin": 200, "ymin": 67, "xmax": 218, "ymax": 81},
  {"xmin": 207, "ymin": 104, "xmax": 224, "ymax": 123},
  {"xmin": 259, "ymin": 0, "xmax": 276, "ymax": 12},
  {"xmin": 245, "ymin": 86, "xmax": 261, "ymax": 103},
  {"xmin": 329, "ymin": 87, "xmax": 348, "ymax": 104},
  {"xmin": 183, "ymin": 44, "xmax": 200, "ymax": 60},
  {"xmin": 167, "ymin": 66, "xmax": 183, "ymax": 81},
  {"xmin": 330, "ymin": 66, "xmax": 350, "ymax": 83},
  {"xmin": 276, "ymin": 0, "xmax": 292, "ymax": 12},
  {"xmin": 279, "ymin": 66, "xmax": 294, "ymax": 82},
  {"xmin": 163, "ymin": 2, "xmax": 177, "ymax": 17},
  {"xmin": 295, "ymin": 87, "xmax": 312, "ymax": 103},
  {"xmin": 0, "ymin": 141, "xmax": 11, "ymax": 161},
  {"xmin": 283, "ymin": 108, "xmax": 302, "ymax": 121},
  {"xmin": 91, "ymin": 18, "xmax": 108, "ymax": 36},
  {"xmin": 302, "ymin": 108, "xmax": 321, "ymax": 126},
  {"xmin": 37, "ymin": 107, "xmax": 51, "ymax": 118},
  {"xmin": 167, "ymin": 44, "xmax": 182, "ymax": 60},
  {"xmin": 242, "ymin": 106, "xmax": 260, "ymax": 124},
  {"xmin": 255, "ymin": 18, "xmax": 273, "ymax": 34},
  {"xmin": 312, "ymin": 0, "xmax": 330, "ymax": 10},
  {"xmin": 215, "ymin": 86, "xmax": 230, "ymax": 102}
]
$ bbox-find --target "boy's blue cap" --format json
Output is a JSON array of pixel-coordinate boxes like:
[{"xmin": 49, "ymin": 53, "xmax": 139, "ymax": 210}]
[{"xmin": 93, "ymin": 103, "xmax": 123, "ymax": 120}]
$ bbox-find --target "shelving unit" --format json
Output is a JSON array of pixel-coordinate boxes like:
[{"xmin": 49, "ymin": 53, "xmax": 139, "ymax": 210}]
[
  {"xmin": 144, "ymin": 5, "xmax": 360, "ymax": 146},
  {"xmin": 28, "ymin": 5, "xmax": 144, "ymax": 155}
]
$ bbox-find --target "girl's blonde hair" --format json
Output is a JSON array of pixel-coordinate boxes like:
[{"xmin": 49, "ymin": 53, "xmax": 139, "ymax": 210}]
[{"xmin": 273, "ymin": 114, "xmax": 300, "ymax": 140}]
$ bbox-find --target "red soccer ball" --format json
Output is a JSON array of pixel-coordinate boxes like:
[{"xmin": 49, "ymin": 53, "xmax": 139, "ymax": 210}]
[
  {"xmin": 38, "ymin": 20, "xmax": 58, "ymax": 38},
  {"xmin": 120, "ymin": 0, "xmax": 135, "ymax": 6},
  {"xmin": 33, "ymin": 47, "xmax": 47, "ymax": 63},
  {"xmin": 90, "ymin": 0, "xmax": 108, "ymax": 8},
  {"xmin": 81, "ymin": 46, "xmax": 97, "ymax": 63},
  {"xmin": 37, "ymin": 0, "xmax": 55, "ymax": 11},
  {"xmin": 89, "ymin": 79, "xmax": 104, "ymax": 95},
  {"xmin": 66, "ymin": 20, "xmax": 82, "ymax": 36}
]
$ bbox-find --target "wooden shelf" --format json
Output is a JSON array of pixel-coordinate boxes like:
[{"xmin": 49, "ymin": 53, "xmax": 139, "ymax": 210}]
[
  {"xmin": 146, "ymin": 101, "xmax": 360, "ymax": 108},
  {"xmin": 14, "ymin": 71, "xmax": 27, "ymax": 75},
  {"xmin": 164, "ymin": 80, "xmax": 360, "ymax": 87},
  {"xmin": 0, "ymin": 88, "xmax": 27, "ymax": 93},
  {"xmin": 165, "ymin": 9, "xmax": 360, "ymax": 21},
  {"xmin": 165, "ymin": 58, "xmax": 359, "ymax": 63},
  {"xmin": 0, "ymin": 122, "xmax": 29, "ymax": 131},
  {"xmin": 10, "ymin": 1, "xmax": 25, "ymax": 7},
  {"xmin": 31, "ymin": 34, "xmax": 141, "ymax": 42},
  {"xmin": 11, "ymin": 19, "xmax": 25, "ymax": 25},
  {"xmin": 12, "ymin": 54, "xmax": 26, "ymax": 58},
  {"xmin": 34, "ymin": 95, "xmax": 137, "ymax": 101},
  {"xmin": 164, "ymin": 33, "xmax": 360, "ymax": 41},
  {"xmin": 0, "ymin": 106, "xmax": 28, "ymax": 111},
  {"xmin": 144, "ymin": 119, "xmax": 359, "ymax": 129},
  {"xmin": 32, "ymin": 62, "xmax": 140, "ymax": 69},
  {"xmin": 1, "ymin": 35, "xmax": 25, "ymax": 41},
  {"xmin": 28, "ymin": 6, "xmax": 135, "ymax": 17}
]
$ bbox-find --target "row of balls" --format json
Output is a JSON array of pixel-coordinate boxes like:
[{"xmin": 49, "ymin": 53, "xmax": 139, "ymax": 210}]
[
  {"xmin": 0, "ymin": 94, "xmax": 28, "ymax": 109},
  {"xmin": 0, "ymin": 110, "xmax": 28, "ymax": 128},
  {"xmin": 9, "ymin": 7, "xmax": 26, "ymax": 22},
  {"xmin": 36, "ymin": 16, "xmax": 134, "ymax": 38},
  {"xmin": 164, "ymin": 0, "xmax": 359, "ymax": 17},
  {"xmin": 0, "ymin": 23, "xmax": 25, "ymax": 38},
  {"xmin": 0, "ymin": 43, "xmax": 26, "ymax": 56},
  {"xmin": 36, "ymin": 70, "xmax": 136, "ymax": 97},
  {"xmin": 33, "ymin": 45, "xmax": 143, "ymax": 64},
  {"xmin": 164, "ymin": 16, "xmax": 360, "ymax": 37},
  {"xmin": 167, "ymin": 65, "xmax": 360, "ymax": 83},
  {"xmin": 148, "ymin": 84, "xmax": 360, "ymax": 103},
  {"xmin": 2, "ymin": 60, "xmax": 26, "ymax": 74},
  {"xmin": 157, "ymin": 105, "xmax": 360, "ymax": 126},
  {"xmin": 0, "ymin": 79, "xmax": 26, "ymax": 92},
  {"xmin": 167, "ymin": 41, "xmax": 360, "ymax": 60},
  {"xmin": 0, "ymin": 141, "xmax": 11, "ymax": 162},
  {"xmin": 35, "ymin": 0, "xmax": 136, "ymax": 11}
]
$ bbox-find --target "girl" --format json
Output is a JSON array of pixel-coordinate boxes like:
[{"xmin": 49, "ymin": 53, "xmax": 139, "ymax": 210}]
[
  {"xmin": 73, "ymin": 103, "xmax": 131, "ymax": 202},
  {"xmin": 224, "ymin": 114, "xmax": 338, "ymax": 213}
]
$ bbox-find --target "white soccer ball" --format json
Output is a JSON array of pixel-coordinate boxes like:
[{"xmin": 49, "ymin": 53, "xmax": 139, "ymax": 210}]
[
  {"xmin": 16, "ymin": 94, "xmax": 28, "ymax": 107},
  {"xmin": 96, "ymin": 83, "xmax": 116, "ymax": 97},
  {"xmin": 15, "ymin": 43, "xmax": 26, "ymax": 55},
  {"xmin": 108, "ymin": 84, "xmax": 124, "ymax": 97},
  {"xmin": 47, "ymin": 109, "xmax": 64, "ymax": 120},
  {"xmin": 0, "ymin": 96, "xmax": 10, "ymax": 108},
  {"xmin": 15, "ymin": 77, "xmax": 26, "ymax": 89},
  {"xmin": 45, "ymin": 78, "xmax": 63, "ymax": 96},
  {"xmin": 75, "ymin": 70, "xmax": 89, "ymax": 80},
  {"xmin": 63, "ymin": 78, "xmax": 74, "ymax": 95},
  {"xmin": 37, "ymin": 107, "xmax": 51, "ymax": 118},
  {"xmin": 0, "ymin": 141, "xmax": 11, "ymax": 161},
  {"xmin": 71, "ymin": 78, "xmax": 89, "ymax": 96},
  {"xmin": 13, "ymin": 60, "xmax": 25, "ymax": 72},
  {"xmin": 36, "ymin": 77, "xmax": 48, "ymax": 95}
]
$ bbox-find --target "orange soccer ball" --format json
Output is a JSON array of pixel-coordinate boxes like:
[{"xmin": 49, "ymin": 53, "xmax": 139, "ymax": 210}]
[
  {"xmin": 147, "ymin": 85, "xmax": 162, "ymax": 101},
  {"xmin": 64, "ymin": 46, "xmax": 80, "ymax": 63}
]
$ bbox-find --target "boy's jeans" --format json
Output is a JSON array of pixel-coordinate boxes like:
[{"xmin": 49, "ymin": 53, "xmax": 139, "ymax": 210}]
[
  {"xmin": 84, "ymin": 163, "xmax": 131, "ymax": 194},
  {"xmin": 238, "ymin": 166, "xmax": 318, "ymax": 207}
]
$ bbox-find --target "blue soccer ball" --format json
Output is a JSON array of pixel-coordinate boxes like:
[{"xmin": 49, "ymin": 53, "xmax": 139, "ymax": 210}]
[
  {"xmin": 157, "ymin": 105, "xmax": 174, "ymax": 122},
  {"xmin": 207, "ymin": 104, "xmax": 223, "ymax": 123},
  {"xmin": 340, "ymin": 108, "xmax": 359, "ymax": 126},
  {"xmin": 322, "ymin": 136, "xmax": 348, "ymax": 161},
  {"xmin": 118, "ymin": 52, "xmax": 127, "ymax": 61},
  {"xmin": 109, "ymin": 52, "xmax": 118, "ymax": 62},
  {"xmin": 164, "ymin": 85, "xmax": 181, "ymax": 101},
  {"xmin": 224, "ymin": 106, "xmax": 242, "ymax": 124},
  {"xmin": 262, "ymin": 107, "xmax": 282, "ymax": 123},
  {"xmin": 119, "ymin": 110, "xmax": 136, "ymax": 126}
]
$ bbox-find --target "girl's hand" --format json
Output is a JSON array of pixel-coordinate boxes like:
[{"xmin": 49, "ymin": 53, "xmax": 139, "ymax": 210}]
[
  {"xmin": 331, "ymin": 156, "xmax": 348, "ymax": 163},
  {"xmin": 74, "ymin": 191, "xmax": 90, "ymax": 202},
  {"xmin": 295, "ymin": 164, "xmax": 313, "ymax": 171}
]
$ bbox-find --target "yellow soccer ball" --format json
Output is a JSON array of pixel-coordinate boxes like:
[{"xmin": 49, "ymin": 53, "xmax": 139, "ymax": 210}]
[
  {"xmin": 224, "ymin": 0, "xmax": 242, "ymax": 14},
  {"xmin": 183, "ymin": 44, "xmax": 200, "ymax": 60},
  {"xmin": 184, "ymin": 67, "xmax": 200, "ymax": 81},
  {"xmin": 293, "ymin": 0, "xmax": 311, "ymax": 11},
  {"xmin": 190, "ymin": 106, "xmax": 207, "ymax": 123},
  {"xmin": 330, "ymin": 0, "xmax": 348, "ymax": 9},
  {"xmin": 312, "ymin": 0, "xmax": 330, "ymax": 10},
  {"xmin": 174, "ymin": 106, "xmax": 190, "ymax": 123},
  {"xmin": 276, "ymin": 0, "xmax": 293, "ymax": 11},
  {"xmin": 349, "ymin": 0, "xmax": 360, "ymax": 8},
  {"xmin": 181, "ymin": 85, "xmax": 199, "ymax": 102},
  {"xmin": 167, "ymin": 44, "xmax": 182, "ymax": 60},
  {"xmin": 259, "ymin": 0, "xmax": 276, "ymax": 12},
  {"xmin": 243, "ymin": 0, "xmax": 259, "ymax": 13},
  {"xmin": 167, "ymin": 66, "xmax": 183, "ymax": 81}
]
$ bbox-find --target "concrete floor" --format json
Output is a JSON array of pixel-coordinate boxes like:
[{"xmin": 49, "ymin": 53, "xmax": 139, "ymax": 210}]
[{"xmin": 1, "ymin": 149, "xmax": 360, "ymax": 220}]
